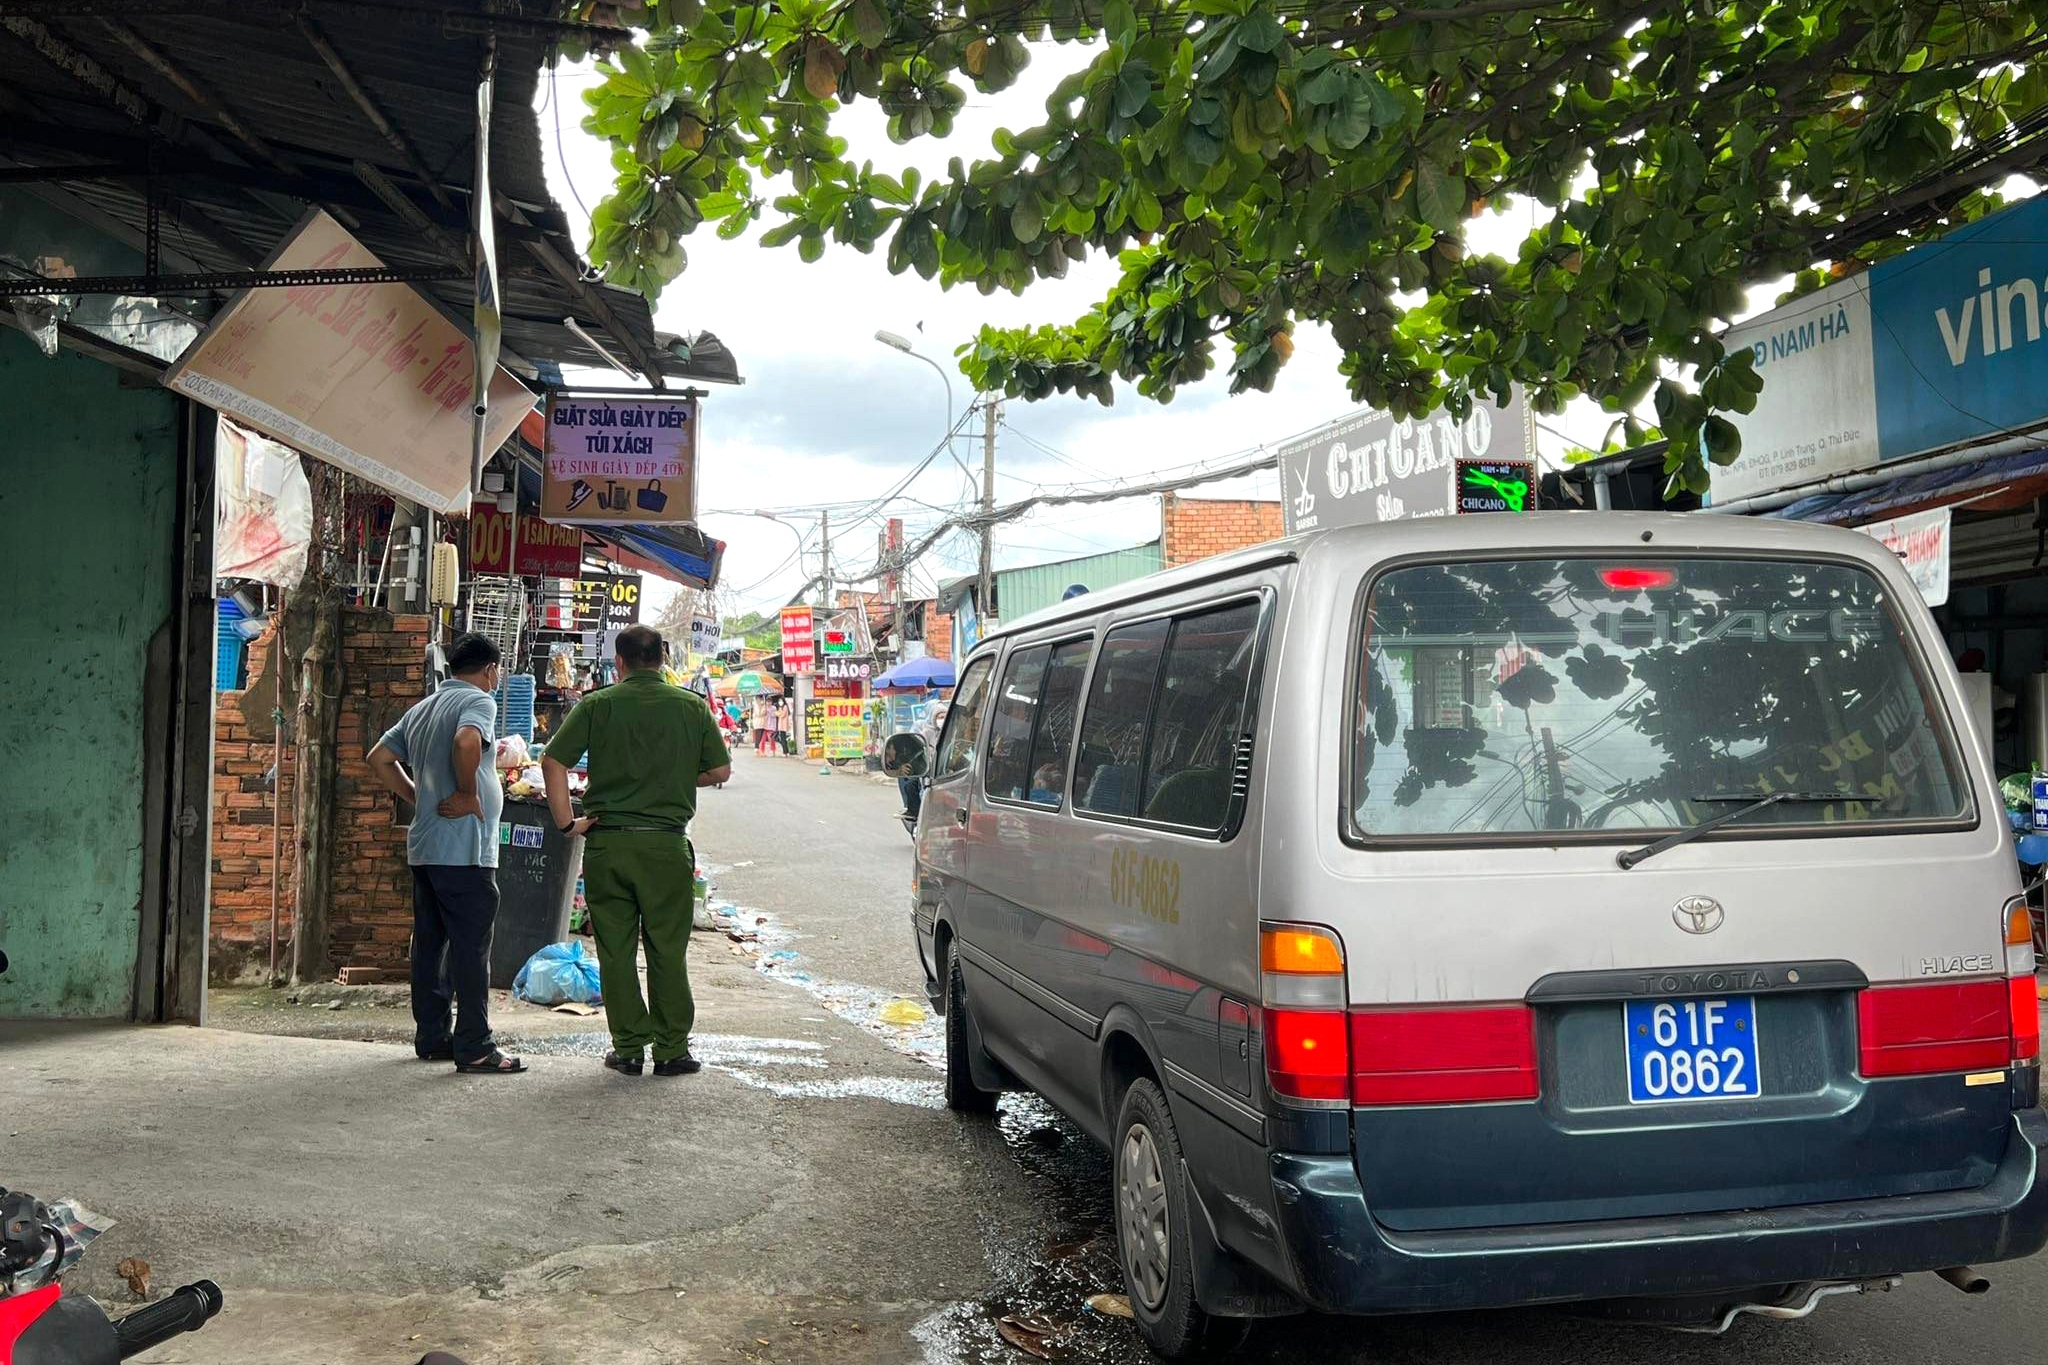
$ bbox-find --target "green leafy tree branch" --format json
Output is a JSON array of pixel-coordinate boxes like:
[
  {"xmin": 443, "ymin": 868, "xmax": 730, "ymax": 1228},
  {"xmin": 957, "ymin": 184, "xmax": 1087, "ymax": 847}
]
[{"xmin": 565, "ymin": 0, "xmax": 2048, "ymax": 494}]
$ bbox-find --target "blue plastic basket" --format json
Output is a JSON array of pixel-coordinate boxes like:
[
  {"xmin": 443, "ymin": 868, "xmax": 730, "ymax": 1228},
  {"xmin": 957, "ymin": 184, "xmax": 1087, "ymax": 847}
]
[
  {"xmin": 215, "ymin": 599, "xmax": 247, "ymax": 691},
  {"xmin": 494, "ymin": 673, "xmax": 537, "ymax": 742}
]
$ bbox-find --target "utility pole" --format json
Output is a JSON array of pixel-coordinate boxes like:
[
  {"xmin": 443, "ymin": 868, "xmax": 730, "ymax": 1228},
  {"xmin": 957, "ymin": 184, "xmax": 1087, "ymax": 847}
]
[
  {"xmin": 819, "ymin": 508, "xmax": 832, "ymax": 610},
  {"xmin": 886, "ymin": 517, "xmax": 905, "ymax": 661},
  {"xmin": 978, "ymin": 396, "xmax": 998, "ymax": 635}
]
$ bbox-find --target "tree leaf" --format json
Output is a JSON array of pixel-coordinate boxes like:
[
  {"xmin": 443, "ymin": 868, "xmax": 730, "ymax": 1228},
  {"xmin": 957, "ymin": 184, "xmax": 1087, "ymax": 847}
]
[
  {"xmin": 1012, "ymin": 199, "xmax": 1044, "ymax": 243},
  {"xmin": 848, "ymin": 0, "xmax": 888, "ymax": 48},
  {"xmin": 1414, "ymin": 158, "xmax": 1466, "ymax": 233}
]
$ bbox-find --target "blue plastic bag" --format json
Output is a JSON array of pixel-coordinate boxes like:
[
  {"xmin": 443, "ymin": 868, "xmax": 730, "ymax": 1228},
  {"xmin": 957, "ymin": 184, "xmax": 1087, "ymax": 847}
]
[{"xmin": 512, "ymin": 941, "xmax": 602, "ymax": 1005}]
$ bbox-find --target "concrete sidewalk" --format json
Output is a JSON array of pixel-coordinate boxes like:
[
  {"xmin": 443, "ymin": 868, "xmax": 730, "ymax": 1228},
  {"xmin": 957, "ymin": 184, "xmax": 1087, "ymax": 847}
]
[{"xmin": 0, "ymin": 1016, "xmax": 1012, "ymax": 1364}]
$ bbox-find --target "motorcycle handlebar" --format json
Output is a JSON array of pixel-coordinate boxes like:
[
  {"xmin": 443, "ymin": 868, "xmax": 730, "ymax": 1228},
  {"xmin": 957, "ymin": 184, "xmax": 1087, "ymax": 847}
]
[{"xmin": 113, "ymin": 1280, "xmax": 223, "ymax": 1359}]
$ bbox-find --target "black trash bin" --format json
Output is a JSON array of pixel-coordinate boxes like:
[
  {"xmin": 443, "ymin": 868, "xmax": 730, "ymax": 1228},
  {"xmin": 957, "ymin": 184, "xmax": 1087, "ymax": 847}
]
[{"xmin": 489, "ymin": 798, "xmax": 584, "ymax": 990}]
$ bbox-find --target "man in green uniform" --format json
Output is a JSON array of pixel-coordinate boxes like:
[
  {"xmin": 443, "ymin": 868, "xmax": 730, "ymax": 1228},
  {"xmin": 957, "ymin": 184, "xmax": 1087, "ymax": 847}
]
[{"xmin": 542, "ymin": 624, "xmax": 732, "ymax": 1076}]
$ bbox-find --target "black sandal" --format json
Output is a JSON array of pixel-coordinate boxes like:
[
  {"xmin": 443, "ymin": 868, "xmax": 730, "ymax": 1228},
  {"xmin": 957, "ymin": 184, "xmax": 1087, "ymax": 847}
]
[
  {"xmin": 417, "ymin": 1045, "xmax": 455, "ymax": 1062},
  {"xmin": 454, "ymin": 1049, "xmax": 526, "ymax": 1075}
]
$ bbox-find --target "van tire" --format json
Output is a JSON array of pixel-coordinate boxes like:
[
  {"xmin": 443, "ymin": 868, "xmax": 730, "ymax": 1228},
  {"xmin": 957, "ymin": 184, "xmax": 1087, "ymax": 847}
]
[
  {"xmin": 1114, "ymin": 1079, "xmax": 1221, "ymax": 1360},
  {"xmin": 944, "ymin": 956, "xmax": 999, "ymax": 1115}
]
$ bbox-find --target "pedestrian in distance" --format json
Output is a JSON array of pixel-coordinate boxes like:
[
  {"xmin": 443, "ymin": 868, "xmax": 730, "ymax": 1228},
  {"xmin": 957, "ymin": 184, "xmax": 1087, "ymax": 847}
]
[
  {"xmin": 541, "ymin": 624, "xmax": 733, "ymax": 1077},
  {"xmin": 364, "ymin": 632, "xmax": 525, "ymax": 1075}
]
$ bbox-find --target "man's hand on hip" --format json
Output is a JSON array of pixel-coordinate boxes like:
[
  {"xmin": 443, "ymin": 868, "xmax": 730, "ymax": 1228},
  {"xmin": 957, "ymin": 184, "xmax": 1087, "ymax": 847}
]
[{"xmin": 437, "ymin": 791, "xmax": 485, "ymax": 820}]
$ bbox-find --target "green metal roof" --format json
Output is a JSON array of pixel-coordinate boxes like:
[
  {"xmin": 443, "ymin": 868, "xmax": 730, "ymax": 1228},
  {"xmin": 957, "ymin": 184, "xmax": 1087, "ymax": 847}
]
[{"xmin": 995, "ymin": 541, "xmax": 1165, "ymax": 623}]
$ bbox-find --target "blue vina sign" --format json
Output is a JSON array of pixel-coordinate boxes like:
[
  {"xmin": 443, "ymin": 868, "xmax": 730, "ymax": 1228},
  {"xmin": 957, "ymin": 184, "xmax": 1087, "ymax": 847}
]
[{"xmin": 1712, "ymin": 193, "xmax": 2048, "ymax": 503}]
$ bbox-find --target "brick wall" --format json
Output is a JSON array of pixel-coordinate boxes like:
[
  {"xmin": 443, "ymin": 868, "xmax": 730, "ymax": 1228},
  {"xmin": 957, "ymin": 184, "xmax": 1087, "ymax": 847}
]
[
  {"xmin": 1160, "ymin": 493, "xmax": 1285, "ymax": 567},
  {"xmin": 210, "ymin": 626, "xmax": 295, "ymax": 981},
  {"xmin": 921, "ymin": 603, "xmax": 953, "ymax": 662},
  {"xmin": 327, "ymin": 607, "xmax": 431, "ymax": 973},
  {"xmin": 209, "ymin": 607, "xmax": 430, "ymax": 981}
]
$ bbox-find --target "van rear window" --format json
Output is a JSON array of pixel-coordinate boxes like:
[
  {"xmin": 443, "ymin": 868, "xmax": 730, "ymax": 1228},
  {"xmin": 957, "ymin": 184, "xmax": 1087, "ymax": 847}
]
[{"xmin": 1350, "ymin": 558, "xmax": 1970, "ymax": 840}]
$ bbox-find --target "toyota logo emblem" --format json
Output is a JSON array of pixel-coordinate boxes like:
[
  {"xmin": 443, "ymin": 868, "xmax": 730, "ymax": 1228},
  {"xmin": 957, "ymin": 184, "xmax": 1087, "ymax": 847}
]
[{"xmin": 1673, "ymin": 896, "xmax": 1725, "ymax": 935}]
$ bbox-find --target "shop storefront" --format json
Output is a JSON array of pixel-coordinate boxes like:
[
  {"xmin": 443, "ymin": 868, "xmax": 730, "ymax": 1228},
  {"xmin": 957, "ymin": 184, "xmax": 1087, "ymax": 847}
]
[{"xmin": 1698, "ymin": 194, "xmax": 2048, "ymax": 790}]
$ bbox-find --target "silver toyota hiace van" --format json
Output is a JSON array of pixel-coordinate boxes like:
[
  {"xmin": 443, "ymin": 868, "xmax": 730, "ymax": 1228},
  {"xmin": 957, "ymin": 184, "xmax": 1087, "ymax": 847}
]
[{"xmin": 902, "ymin": 512, "xmax": 2048, "ymax": 1357}]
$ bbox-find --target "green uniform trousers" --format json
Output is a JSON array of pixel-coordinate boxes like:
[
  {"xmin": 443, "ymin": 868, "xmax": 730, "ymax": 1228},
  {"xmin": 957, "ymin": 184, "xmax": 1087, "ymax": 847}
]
[{"xmin": 583, "ymin": 831, "xmax": 695, "ymax": 1063}]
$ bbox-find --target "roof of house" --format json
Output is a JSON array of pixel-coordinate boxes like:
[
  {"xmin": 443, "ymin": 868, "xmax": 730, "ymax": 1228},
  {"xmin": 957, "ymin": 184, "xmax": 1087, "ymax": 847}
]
[{"xmin": 0, "ymin": 1, "xmax": 737, "ymax": 386}]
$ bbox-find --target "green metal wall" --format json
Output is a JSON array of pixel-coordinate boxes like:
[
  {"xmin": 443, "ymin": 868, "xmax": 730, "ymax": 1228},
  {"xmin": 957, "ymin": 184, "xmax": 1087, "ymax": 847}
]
[
  {"xmin": 996, "ymin": 541, "xmax": 1165, "ymax": 623},
  {"xmin": 0, "ymin": 330, "xmax": 179, "ymax": 1018}
]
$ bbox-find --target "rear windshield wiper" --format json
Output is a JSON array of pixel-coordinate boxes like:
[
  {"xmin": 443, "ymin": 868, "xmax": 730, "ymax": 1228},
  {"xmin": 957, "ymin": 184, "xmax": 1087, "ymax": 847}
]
[{"xmin": 1616, "ymin": 791, "xmax": 1851, "ymax": 871}]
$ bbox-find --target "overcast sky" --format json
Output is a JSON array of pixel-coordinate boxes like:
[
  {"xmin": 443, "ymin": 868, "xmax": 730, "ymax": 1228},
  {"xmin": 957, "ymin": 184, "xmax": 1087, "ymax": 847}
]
[{"xmin": 532, "ymin": 50, "xmax": 1612, "ymax": 621}]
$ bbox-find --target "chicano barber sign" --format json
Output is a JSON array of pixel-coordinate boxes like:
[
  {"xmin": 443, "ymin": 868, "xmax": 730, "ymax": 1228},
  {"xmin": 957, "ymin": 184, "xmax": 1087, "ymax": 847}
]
[{"xmin": 1277, "ymin": 389, "xmax": 1536, "ymax": 534}]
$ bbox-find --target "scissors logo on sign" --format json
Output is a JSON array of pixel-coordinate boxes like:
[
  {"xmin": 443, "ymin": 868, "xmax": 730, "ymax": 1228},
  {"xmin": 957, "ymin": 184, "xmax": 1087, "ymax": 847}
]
[{"xmin": 1291, "ymin": 461, "xmax": 1316, "ymax": 522}]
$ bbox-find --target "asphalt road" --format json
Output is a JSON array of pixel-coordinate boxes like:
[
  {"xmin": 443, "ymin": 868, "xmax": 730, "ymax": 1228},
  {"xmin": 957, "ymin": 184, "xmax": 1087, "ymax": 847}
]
[
  {"xmin": 8, "ymin": 751, "xmax": 2045, "ymax": 1364},
  {"xmin": 696, "ymin": 751, "xmax": 2048, "ymax": 1365}
]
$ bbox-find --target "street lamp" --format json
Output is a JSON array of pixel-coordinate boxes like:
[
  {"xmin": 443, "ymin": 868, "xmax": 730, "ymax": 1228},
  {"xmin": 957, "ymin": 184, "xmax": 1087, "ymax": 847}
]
[{"xmin": 875, "ymin": 329, "xmax": 973, "ymax": 482}]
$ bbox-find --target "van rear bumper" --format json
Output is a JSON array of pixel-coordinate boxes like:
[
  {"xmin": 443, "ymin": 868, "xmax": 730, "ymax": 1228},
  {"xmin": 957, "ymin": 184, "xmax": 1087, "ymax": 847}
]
[{"xmin": 1268, "ymin": 1107, "xmax": 2048, "ymax": 1314}]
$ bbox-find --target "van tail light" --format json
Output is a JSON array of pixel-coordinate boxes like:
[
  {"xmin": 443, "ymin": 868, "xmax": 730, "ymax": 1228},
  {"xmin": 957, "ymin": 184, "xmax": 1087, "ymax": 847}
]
[
  {"xmin": 1858, "ymin": 982, "xmax": 2011, "ymax": 1077},
  {"xmin": 2007, "ymin": 897, "xmax": 2037, "ymax": 978},
  {"xmin": 1266, "ymin": 1009, "xmax": 1351, "ymax": 1102},
  {"xmin": 1351, "ymin": 1006, "xmax": 1539, "ymax": 1105},
  {"xmin": 1260, "ymin": 924, "xmax": 1345, "ymax": 1008},
  {"xmin": 2011, "ymin": 976, "xmax": 2041, "ymax": 1063},
  {"xmin": 2009, "ymin": 897, "xmax": 2041, "ymax": 1063},
  {"xmin": 1260, "ymin": 923, "xmax": 1348, "ymax": 1105}
]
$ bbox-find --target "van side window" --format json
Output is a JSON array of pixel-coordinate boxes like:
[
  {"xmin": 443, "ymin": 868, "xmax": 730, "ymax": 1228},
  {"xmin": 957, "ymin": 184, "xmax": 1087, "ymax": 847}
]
[
  {"xmin": 1075, "ymin": 619, "xmax": 1170, "ymax": 817},
  {"xmin": 1139, "ymin": 601, "xmax": 1260, "ymax": 831},
  {"xmin": 985, "ymin": 646, "xmax": 1051, "ymax": 800},
  {"xmin": 934, "ymin": 655, "xmax": 994, "ymax": 781},
  {"xmin": 1021, "ymin": 640, "xmax": 1092, "ymax": 807}
]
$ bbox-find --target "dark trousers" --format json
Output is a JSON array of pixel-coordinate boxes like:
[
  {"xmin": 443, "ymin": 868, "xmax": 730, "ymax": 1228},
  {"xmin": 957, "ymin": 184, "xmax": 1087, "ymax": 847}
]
[
  {"xmin": 410, "ymin": 864, "xmax": 499, "ymax": 1062},
  {"xmin": 899, "ymin": 776, "xmax": 923, "ymax": 819}
]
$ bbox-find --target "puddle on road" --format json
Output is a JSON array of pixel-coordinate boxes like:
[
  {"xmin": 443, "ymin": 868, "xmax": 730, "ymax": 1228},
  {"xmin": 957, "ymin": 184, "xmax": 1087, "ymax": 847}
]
[
  {"xmin": 695, "ymin": 883, "xmax": 1146, "ymax": 1360},
  {"xmin": 701, "ymin": 897, "xmax": 946, "ymax": 1072}
]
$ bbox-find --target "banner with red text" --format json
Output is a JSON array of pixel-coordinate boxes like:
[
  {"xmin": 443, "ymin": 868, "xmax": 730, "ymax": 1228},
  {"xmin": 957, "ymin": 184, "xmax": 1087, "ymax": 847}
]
[
  {"xmin": 163, "ymin": 210, "xmax": 534, "ymax": 513},
  {"xmin": 467, "ymin": 503, "xmax": 587, "ymax": 578},
  {"xmin": 1854, "ymin": 506, "xmax": 1951, "ymax": 606}
]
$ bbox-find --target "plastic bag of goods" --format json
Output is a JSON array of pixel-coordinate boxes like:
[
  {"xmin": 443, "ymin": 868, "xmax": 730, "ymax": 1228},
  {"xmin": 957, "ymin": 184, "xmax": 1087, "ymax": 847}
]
[
  {"xmin": 512, "ymin": 941, "xmax": 603, "ymax": 1005},
  {"xmin": 495, "ymin": 734, "xmax": 531, "ymax": 770}
]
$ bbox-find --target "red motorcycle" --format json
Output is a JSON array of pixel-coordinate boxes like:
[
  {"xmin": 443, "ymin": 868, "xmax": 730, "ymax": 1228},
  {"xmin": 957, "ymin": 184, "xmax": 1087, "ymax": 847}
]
[{"xmin": 1, "ymin": 1186, "xmax": 220, "ymax": 1365}]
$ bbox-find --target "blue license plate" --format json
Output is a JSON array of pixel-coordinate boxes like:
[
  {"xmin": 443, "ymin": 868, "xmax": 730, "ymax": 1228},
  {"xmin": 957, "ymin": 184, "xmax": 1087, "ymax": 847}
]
[{"xmin": 1623, "ymin": 996, "xmax": 1761, "ymax": 1104}]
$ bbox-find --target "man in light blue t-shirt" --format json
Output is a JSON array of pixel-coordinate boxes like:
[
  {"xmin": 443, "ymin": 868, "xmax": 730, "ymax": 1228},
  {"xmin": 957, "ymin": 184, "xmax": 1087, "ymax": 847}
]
[{"xmin": 366, "ymin": 632, "xmax": 524, "ymax": 1075}]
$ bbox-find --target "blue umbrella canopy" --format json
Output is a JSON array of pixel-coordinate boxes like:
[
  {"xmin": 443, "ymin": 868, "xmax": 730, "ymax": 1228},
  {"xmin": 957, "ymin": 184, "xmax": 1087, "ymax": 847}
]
[{"xmin": 874, "ymin": 657, "xmax": 957, "ymax": 690}]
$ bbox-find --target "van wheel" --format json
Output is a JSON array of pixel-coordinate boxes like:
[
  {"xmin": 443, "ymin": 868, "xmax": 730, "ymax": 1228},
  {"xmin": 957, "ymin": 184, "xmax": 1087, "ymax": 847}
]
[
  {"xmin": 944, "ymin": 955, "xmax": 998, "ymax": 1115},
  {"xmin": 1114, "ymin": 1079, "xmax": 1219, "ymax": 1359}
]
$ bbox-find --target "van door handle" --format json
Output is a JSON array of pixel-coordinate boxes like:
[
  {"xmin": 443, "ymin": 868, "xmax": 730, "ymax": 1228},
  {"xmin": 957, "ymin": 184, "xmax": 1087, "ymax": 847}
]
[{"xmin": 954, "ymin": 809, "xmax": 969, "ymax": 827}]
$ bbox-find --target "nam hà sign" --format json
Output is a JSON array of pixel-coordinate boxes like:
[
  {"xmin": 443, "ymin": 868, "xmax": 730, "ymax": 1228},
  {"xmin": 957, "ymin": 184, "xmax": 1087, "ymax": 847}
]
[
  {"xmin": 540, "ymin": 393, "xmax": 699, "ymax": 525},
  {"xmin": 1714, "ymin": 194, "xmax": 2048, "ymax": 504},
  {"xmin": 1278, "ymin": 389, "xmax": 1537, "ymax": 534},
  {"xmin": 163, "ymin": 210, "xmax": 535, "ymax": 513}
]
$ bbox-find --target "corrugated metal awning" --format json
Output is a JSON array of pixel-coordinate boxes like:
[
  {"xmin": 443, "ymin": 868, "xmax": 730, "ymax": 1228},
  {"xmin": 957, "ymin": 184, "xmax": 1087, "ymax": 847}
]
[{"xmin": 1770, "ymin": 448, "xmax": 2048, "ymax": 526}]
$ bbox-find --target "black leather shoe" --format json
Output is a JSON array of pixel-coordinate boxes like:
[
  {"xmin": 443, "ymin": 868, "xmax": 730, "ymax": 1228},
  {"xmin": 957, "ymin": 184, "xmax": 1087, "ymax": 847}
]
[
  {"xmin": 652, "ymin": 1054, "xmax": 701, "ymax": 1077},
  {"xmin": 604, "ymin": 1050, "xmax": 645, "ymax": 1075}
]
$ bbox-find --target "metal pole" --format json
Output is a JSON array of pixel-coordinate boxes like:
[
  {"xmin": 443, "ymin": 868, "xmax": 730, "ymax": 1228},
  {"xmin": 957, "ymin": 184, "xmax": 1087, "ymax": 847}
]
[
  {"xmin": 268, "ymin": 586, "xmax": 286, "ymax": 988},
  {"xmin": 820, "ymin": 509, "xmax": 832, "ymax": 610},
  {"xmin": 889, "ymin": 517, "xmax": 904, "ymax": 661},
  {"xmin": 979, "ymin": 398, "xmax": 998, "ymax": 631}
]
